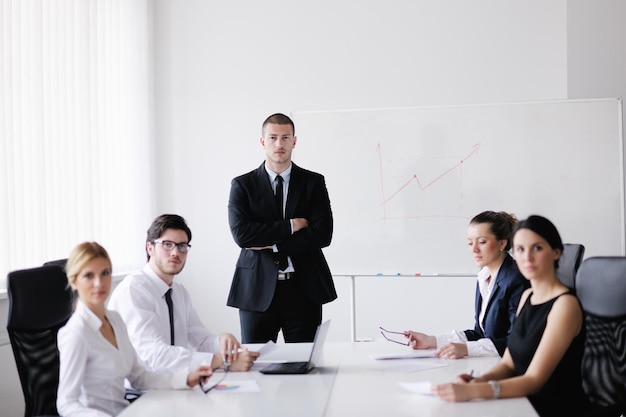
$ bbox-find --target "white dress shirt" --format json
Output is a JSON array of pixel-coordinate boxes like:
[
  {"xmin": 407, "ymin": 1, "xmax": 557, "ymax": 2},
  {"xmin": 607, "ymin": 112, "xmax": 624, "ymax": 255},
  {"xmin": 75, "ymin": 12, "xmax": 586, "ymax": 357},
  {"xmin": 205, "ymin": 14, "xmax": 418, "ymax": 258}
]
[
  {"xmin": 477, "ymin": 264, "xmax": 499, "ymax": 331},
  {"xmin": 265, "ymin": 163, "xmax": 295, "ymax": 273},
  {"xmin": 107, "ymin": 264, "xmax": 219, "ymax": 372},
  {"xmin": 57, "ymin": 300, "xmax": 188, "ymax": 417},
  {"xmin": 435, "ymin": 266, "xmax": 500, "ymax": 357}
]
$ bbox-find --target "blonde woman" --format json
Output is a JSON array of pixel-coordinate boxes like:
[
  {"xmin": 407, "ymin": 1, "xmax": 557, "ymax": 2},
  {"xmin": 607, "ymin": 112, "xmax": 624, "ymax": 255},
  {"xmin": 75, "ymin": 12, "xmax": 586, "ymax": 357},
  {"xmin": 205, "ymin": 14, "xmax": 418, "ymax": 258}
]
[{"xmin": 57, "ymin": 242, "xmax": 211, "ymax": 417}]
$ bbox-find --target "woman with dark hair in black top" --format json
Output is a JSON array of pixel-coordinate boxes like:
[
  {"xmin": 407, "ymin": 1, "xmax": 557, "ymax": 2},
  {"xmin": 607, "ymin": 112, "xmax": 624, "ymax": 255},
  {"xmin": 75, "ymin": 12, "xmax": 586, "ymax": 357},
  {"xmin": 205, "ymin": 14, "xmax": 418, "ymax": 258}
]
[{"xmin": 431, "ymin": 215, "xmax": 590, "ymax": 417}]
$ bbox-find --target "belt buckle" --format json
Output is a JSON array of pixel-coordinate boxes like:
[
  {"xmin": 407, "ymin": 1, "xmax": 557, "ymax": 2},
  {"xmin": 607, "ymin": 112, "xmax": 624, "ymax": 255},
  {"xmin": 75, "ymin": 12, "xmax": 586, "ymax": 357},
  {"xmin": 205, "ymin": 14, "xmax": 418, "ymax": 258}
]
[{"xmin": 277, "ymin": 272, "xmax": 290, "ymax": 281}]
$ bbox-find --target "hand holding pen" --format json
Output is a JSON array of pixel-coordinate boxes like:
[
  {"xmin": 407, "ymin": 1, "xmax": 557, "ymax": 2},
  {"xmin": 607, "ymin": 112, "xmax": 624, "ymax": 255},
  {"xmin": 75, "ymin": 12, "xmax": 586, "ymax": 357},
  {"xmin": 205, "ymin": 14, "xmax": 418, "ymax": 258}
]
[
  {"xmin": 219, "ymin": 333, "xmax": 241, "ymax": 365},
  {"xmin": 458, "ymin": 370, "xmax": 475, "ymax": 384}
]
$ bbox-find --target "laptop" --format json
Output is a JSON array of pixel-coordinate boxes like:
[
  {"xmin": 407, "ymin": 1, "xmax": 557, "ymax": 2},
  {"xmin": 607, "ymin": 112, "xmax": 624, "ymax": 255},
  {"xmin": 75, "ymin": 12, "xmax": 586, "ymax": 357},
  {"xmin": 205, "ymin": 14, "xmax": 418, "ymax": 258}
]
[{"xmin": 259, "ymin": 320, "xmax": 331, "ymax": 374}]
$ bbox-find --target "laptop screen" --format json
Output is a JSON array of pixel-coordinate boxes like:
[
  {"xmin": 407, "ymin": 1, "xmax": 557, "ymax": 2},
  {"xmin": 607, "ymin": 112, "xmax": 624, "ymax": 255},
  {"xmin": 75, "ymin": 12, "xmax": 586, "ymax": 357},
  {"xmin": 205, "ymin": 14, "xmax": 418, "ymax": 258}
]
[{"xmin": 307, "ymin": 319, "xmax": 331, "ymax": 370}]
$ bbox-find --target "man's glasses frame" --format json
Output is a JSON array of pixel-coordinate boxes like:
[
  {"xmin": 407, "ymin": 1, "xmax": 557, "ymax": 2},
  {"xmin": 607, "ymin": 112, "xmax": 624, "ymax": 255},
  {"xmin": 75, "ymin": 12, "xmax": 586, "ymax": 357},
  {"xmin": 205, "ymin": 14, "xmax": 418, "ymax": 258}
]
[
  {"xmin": 153, "ymin": 239, "xmax": 192, "ymax": 253},
  {"xmin": 379, "ymin": 326, "xmax": 409, "ymax": 346},
  {"xmin": 199, "ymin": 364, "xmax": 229, "ymax": 394}
]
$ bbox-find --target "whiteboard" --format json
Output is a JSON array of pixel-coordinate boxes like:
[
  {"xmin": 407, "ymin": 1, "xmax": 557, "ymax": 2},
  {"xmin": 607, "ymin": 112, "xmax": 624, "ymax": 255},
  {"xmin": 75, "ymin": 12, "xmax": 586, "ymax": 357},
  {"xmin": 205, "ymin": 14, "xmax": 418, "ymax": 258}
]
[{"xmin": 291, "ymin": 99, "xmax": 624, "ymax": 275}]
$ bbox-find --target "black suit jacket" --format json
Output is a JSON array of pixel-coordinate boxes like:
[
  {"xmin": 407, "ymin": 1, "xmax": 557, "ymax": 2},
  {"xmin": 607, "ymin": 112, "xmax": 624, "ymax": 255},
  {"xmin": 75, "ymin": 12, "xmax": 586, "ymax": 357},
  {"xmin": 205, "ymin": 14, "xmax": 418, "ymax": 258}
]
[
  {"xmin": 464, "ymin": 254, "xmax": 529, "ymax": 355},
  {"xmin": 227, "ymin": 162, "xmax": 337, "ymax": 312}
]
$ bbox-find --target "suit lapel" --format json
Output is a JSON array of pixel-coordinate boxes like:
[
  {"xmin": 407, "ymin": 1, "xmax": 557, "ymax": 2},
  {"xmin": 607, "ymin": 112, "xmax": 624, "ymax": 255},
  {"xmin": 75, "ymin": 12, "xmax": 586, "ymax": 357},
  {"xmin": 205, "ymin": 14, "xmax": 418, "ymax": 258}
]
[
  {"xmin": 284, "ymin": 163, "xmax": 302, "ymax": 219},
  {"xmin": 255, "ymin": 163, "xmax": 278, "ymax": 216},
  {"xmin": 484, "ymin": 281, "xmax": 501, "ymax": 315},
  {"xmin": 484, "ymin": 256, "xmax": 512, "ymax": 316}
]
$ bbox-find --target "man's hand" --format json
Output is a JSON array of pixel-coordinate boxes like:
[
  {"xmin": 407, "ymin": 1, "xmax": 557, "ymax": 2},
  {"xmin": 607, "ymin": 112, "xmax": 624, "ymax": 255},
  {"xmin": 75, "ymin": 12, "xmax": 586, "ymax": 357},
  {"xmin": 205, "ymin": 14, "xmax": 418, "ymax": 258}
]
[
  {"xmin": 228, "ymin": 349, "xmax": 260, "ymax": 372},
  {"xmin": 292, "ymin": 218, "xmax": 309, "ymax": 232},
  {"xmin": 246, "ymin": 246, "xmax": 273, "ymax": 250},
  {"xmin": 186, "ymin": 365, "xmax": 213, "ymax": 387},
  {"xmin": 218, "ymin": 333, "xmax": 242, "ymax": 364}
]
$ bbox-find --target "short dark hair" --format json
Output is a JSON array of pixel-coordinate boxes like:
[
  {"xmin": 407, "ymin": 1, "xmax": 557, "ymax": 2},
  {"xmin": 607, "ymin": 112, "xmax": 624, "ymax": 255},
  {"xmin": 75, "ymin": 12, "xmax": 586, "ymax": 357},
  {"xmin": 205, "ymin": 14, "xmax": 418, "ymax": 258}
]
[
  {"xmin": 145, "ymin": 214, "xmax": 192, "ymax": 261},
  {"xmin": 262, "ymin": 113, "xmax": 295, "ymax": 136},
  {"xmin": 513, "ymin": 215, "xmax": 564, "ymax": 269},
  {"xmin": 470, "ymin": 211, "xmax": 518, "ymax": 251}
]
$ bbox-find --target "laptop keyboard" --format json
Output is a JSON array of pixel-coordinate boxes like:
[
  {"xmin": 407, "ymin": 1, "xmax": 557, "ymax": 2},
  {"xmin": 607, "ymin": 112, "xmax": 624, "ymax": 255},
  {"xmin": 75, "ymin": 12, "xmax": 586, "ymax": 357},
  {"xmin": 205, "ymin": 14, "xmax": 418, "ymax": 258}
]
[{"xmin": 261, "ymin": 361, "xmax": 308, "ymax": 373}]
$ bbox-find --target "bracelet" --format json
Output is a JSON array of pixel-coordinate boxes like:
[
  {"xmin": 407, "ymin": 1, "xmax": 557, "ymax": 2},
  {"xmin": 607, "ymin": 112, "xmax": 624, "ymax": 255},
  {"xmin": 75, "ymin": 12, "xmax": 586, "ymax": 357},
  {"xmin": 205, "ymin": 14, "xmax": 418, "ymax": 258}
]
[{"xmin": 488, "ymin": 380, "xmax": 501, "ymax": 399}]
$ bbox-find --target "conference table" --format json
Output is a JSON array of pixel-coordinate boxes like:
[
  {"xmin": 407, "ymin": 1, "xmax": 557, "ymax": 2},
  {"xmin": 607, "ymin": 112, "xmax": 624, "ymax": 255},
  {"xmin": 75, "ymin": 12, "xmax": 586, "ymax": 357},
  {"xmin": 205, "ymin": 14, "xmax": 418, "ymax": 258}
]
[{"xmin": 118, "ymin": 341, "xmax": 539, "ymax": 417}]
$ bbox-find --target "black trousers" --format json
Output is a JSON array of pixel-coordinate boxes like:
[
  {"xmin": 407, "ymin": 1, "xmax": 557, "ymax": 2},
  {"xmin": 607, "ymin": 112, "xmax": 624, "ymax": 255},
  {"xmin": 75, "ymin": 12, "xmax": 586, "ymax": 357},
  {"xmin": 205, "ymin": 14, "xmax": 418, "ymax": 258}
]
[{"xmin": 239, "ymin": 279, "xmax": 322, "ymax": 343}]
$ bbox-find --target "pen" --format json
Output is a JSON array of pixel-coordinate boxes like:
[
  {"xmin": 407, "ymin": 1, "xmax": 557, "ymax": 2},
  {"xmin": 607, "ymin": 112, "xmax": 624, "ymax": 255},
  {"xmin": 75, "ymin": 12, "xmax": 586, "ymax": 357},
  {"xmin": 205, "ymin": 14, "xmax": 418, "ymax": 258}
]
[{"xmin": 467, "ymin": 369, "xmax": 474, "ymax": 382}]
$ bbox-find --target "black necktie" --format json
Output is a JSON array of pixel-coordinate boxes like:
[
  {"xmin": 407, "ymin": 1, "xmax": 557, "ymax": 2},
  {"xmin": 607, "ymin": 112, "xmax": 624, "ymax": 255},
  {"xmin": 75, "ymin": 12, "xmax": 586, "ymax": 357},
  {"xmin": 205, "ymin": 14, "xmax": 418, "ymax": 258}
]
[
  {"xmin": 164, "ymin": 289, "xmax": 175, "ymax": 345},
  {"xmin": 275, "ymin": 175, "xmax": 284, "ymax": 218},
  {"xmin": 275, "ymin": 175, "xmax": 288, "ymax": 270}
]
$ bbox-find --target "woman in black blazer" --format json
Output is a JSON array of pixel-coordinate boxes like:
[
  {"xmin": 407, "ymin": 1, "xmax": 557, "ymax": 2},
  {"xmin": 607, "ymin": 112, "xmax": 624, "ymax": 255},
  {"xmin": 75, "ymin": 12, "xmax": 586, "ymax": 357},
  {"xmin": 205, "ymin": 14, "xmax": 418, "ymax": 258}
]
[{"xmin": 403, "ymin": 211, "xmax": 528, "ymax": 358}]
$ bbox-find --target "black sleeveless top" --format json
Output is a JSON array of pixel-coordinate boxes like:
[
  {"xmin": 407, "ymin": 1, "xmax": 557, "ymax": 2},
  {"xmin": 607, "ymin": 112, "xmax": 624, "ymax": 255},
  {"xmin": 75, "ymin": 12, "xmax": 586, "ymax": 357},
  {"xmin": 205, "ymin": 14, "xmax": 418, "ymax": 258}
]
[{"xmin": 507, "ymin": 290, "xmax": 590, "ymax": 417}]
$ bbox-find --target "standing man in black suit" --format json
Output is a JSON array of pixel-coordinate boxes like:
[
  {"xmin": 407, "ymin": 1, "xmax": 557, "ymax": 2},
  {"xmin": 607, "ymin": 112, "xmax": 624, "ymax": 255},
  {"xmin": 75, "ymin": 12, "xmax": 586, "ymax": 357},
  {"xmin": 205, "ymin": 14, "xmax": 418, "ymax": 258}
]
[{"xmin": 227, "ymin": 113, "xmax": 336, "ymax": 343}]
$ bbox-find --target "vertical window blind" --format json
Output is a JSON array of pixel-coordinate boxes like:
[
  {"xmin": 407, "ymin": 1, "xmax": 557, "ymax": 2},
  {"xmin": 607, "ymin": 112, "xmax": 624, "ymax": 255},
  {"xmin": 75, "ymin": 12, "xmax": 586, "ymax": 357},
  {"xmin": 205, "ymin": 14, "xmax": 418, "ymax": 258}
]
[{"xmin": 0, "ymin": 0, "xmax": 155, "ymax": 288}]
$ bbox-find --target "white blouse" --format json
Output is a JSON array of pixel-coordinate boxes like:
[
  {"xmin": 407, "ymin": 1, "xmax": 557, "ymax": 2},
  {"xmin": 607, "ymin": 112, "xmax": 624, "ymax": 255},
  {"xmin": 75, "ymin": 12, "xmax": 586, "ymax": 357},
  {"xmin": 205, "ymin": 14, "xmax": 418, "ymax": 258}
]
[
  {"xmin": 434, "ymin": 266, "xmax": 500, "ymax": 357},
  {"xmin": 57, "ymin": 300, "xmax": 188, "ymax": 417}
]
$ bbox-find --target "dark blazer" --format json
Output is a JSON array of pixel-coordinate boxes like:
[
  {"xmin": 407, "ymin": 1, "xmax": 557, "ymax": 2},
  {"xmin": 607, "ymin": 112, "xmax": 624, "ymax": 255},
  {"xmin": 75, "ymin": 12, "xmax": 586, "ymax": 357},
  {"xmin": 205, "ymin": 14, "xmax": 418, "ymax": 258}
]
[
  {"xmin": 464, "ymin": 254, "xmax": 529, "ymax": 355},
  {"xmin": 227, "ymin": 162, "xmax": 337, "ymax": 312}
]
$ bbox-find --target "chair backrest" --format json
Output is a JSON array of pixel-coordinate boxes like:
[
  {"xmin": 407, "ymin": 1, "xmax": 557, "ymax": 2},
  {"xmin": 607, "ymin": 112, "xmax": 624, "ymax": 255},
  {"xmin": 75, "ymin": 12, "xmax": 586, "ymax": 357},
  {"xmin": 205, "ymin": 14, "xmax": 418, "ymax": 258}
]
[
  {"xmin": 575, "ymin": 257, "xmax": 626, "ymax": 415},
  {"xmin": 556, "ymin": 243, "xmax": 585, "ymax": 290},
  {"xmin": 42, "ymin": 259, "xmax": 67, "ymax": 270},
  {"xmin": 7, "ymin": 265, "xmax": 74, "ymax": 417}
]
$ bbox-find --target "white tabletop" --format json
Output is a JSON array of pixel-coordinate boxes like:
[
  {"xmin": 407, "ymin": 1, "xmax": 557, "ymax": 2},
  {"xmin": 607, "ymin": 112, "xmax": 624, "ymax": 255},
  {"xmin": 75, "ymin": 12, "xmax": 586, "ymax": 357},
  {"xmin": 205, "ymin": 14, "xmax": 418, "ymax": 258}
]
[
  {"xmin": 325, "ymin": 341, "xmax": 539, "ymax": 417},
  {"xmin": 118, "ymin": 342, "xmax": 538, "ymax": 417}
]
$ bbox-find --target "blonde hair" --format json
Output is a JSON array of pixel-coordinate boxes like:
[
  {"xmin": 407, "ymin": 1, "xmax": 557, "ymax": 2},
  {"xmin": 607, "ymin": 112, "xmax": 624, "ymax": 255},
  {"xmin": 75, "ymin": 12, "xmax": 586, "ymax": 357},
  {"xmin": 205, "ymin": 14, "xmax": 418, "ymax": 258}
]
[{"xmin": 66, "ymin": 242, "xmax": 112, "ymax": 286}]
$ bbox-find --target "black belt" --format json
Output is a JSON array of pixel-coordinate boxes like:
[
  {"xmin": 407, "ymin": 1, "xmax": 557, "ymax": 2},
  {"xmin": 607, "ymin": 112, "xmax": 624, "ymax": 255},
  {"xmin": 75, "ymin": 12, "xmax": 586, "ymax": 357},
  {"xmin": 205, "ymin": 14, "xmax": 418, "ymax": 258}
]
[{"xmin": 277, "ymin": 272, "xmax": 295, "ymax": 281}]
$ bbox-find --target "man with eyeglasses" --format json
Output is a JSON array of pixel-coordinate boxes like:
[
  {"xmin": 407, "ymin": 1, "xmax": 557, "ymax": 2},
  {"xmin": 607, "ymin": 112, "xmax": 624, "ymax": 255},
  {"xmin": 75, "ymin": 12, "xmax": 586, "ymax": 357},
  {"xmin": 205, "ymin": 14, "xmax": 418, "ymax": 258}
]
[
  {"xmin": 227, "ymin": 113, "xmax": 336, "ymax": 343},
  {"xmin": 108, "ymin": 214, "xmax": 259, "ymax": 375}
]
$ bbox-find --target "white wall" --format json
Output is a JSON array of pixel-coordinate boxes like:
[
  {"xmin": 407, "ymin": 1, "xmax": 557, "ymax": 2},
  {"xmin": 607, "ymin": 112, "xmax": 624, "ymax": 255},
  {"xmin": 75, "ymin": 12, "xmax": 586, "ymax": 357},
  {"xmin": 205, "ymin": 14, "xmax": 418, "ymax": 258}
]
[
  {"xmin": 567, "ymin": 0, "xmax": 626, "ymax": 102},
  {"xmin": 3, "ymin": 1, "xmax": 626, "ymax": 415},
  {"xmin": 151, "ymin": 0, "xmax": 570, "ymax": 344}
]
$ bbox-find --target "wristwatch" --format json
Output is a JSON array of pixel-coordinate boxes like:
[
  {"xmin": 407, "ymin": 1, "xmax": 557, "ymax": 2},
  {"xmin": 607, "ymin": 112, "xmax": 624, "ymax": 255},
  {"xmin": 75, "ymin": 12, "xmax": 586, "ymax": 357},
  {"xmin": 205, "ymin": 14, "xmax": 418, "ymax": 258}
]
[{"xmin": 488, "ymin": 380, "xmax": 501, "ymax": 399}]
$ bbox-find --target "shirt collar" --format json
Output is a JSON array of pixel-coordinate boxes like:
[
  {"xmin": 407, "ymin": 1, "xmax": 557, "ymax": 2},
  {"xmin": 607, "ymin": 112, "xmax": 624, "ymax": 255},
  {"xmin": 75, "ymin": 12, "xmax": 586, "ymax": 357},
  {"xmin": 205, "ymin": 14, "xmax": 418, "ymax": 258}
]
[
  {"xmin": 142, "ymin": 263, "xmax": 172, "ymax": 297},
  {"xmin": 264, "ymin": 163, "xmax": 292, "ymax": 183},
  {"xmin": 477, "ymin": 266, "xmax": 490, "ymax": 282},
  {"xmin": 75, "ymin": 299, "xmax": 104, "ymax": 332},
  {"xmin": 477, "ymin": 259, "xmax": 504, "ymax": 283}
]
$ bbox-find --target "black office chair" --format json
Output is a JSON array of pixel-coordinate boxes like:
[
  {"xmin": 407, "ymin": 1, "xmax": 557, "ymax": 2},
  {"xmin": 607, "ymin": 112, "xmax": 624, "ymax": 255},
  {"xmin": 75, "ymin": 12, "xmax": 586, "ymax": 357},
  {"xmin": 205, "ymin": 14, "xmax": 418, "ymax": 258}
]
[
  {"xmin": 7, "ymin": 265, "xmax": 74, "ymax": 417},
  {"xmin": 42, "ymin": 259, "xmax": 67, "ymax": 269},
  {"xmin": 576, "ymin": 257, "xmax": 626, "ymax": 417},
  {"xmin": 556, "ymin": 243, "xmax": 585, "ymax": 291}
]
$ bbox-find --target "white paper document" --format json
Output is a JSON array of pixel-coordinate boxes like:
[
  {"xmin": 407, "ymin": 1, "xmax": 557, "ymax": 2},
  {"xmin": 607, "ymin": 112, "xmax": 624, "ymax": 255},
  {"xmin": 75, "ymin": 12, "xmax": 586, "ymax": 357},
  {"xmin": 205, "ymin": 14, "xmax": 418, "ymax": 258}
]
[
  {"xmin": 211, "ymin": 380, "xmax": 260, "ymax": 393},
  {"xmin": 369, "ymin": 350, "xmax": 436, "ymax": 360},
  {"xmin": 374, "ymin": 360, "xmax": 448, "ymax": 373},
  {"xmin": 254, "ymin": 341, "xmax": 279, "ymax": 356}
]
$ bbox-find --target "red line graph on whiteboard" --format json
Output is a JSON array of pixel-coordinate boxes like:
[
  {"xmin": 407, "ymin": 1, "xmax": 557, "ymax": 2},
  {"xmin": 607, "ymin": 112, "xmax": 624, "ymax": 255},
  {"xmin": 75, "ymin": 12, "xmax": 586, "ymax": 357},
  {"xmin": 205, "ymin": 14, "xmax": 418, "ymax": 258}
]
[{"xmin": 377, "ymin": 142, "xmax": 481, "ymax": 219}]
